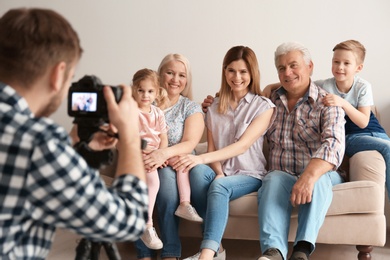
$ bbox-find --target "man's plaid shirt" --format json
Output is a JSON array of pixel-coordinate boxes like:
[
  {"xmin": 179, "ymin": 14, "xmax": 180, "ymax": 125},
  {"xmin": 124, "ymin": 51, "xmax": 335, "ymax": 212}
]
[
  {"xmin": 267, "ymin": 82, "xmax": 346, "ymax": 175},
  {"xmin": 0, "ymin": 83, "xmax": 148, "ymax": 259}
]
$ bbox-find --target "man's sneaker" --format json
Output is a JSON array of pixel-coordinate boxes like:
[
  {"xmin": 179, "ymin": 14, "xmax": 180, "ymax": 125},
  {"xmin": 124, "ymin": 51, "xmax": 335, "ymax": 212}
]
[
  {"xmin": 289, "ymin": 251, "xmax": 309, "ymax": 260},
  {"xmin": 140, "ymin": 226, "xmax": 163, "ymax": 250},
  {"xmin": 258, "ymin": 248, "xmax": 283, "ymax": 260},
  {"xmin": 183, "ymin": 249, "xmax": 226, "ymax": 260},
  {"xmin": 175, "ymin": 204, "xmax": 203, "ymax": 223}
]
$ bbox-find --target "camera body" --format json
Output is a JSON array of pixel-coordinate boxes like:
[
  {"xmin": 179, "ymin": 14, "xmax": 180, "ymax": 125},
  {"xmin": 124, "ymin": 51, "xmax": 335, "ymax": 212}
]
[{"xmin": 67, "ymin": 75, "xmax": 122, "ymax": 122}]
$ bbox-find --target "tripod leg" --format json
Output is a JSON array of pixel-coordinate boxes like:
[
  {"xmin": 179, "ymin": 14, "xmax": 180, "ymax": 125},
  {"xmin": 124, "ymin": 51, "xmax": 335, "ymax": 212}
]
[
  {"xmin": 103, "ymin": 242, "xmax": 121, "ymax": 260},
  {"xmin": 90, "ymin": 242, "xmax": 102, "ymax": 260},
  {"xmin": 75, "ymin": 238, "xmax": 92, "ymax": 260}
]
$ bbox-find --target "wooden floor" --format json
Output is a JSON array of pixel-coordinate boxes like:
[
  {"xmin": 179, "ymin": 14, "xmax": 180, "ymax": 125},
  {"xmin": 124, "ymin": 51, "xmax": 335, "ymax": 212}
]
[{"xmin": 47, "ymin": 228, "xmax": 390, "ymax": 260}]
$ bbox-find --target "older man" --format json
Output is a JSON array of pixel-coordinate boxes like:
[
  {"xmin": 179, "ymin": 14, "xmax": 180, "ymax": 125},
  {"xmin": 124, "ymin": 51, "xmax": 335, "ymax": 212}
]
[{"xmin": 257, "ymin": 42, "xmax": 346, "ymax": 260}]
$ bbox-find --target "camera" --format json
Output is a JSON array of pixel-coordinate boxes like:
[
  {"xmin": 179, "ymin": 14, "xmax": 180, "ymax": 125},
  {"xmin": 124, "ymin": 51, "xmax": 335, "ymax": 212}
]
[
  {"xmin": 67, "ymin": 75, "xmax": 122, "ymax": 168},
  {"xmin": 67, "ymin": 75, "xmax": 122, "ymax": 122}
]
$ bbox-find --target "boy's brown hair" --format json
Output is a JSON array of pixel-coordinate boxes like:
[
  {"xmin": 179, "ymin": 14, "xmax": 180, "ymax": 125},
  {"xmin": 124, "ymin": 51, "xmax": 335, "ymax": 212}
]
[{"xmin": 333, "ymin": 40, "xmax": 366, "ymax": 64}]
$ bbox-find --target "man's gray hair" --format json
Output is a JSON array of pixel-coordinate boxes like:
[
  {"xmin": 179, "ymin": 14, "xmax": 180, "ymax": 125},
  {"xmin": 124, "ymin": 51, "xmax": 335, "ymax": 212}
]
[{"xmin": 274, "ymin": 42, "xmax": 312, "ymax": 67}]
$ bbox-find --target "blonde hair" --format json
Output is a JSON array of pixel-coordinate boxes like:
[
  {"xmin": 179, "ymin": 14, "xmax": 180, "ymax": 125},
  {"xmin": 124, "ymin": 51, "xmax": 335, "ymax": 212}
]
[
  {"xmin": 333, "ymin": 39, "xmax": 366, "ymax": 64},
  {"xmin": 131, "ymin": 68, "xmax": 170, "ymax": 109},
  {"xmin": 157, "ymin": 53, "xmax": 193, "ymax": 100},
  {"xmin": 218, "ymin": 46, "xmax": 261, "ymax": 114}
]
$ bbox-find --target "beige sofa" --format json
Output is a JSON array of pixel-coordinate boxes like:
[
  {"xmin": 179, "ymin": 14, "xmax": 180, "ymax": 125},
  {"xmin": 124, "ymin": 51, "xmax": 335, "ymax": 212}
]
[
  {"xmin": 99, "ymin": 112, "xmax": 387, "ymax": 260},
  {"xmin": 178, "ymin": 139, "xmax": 387, "ymax": 260}
]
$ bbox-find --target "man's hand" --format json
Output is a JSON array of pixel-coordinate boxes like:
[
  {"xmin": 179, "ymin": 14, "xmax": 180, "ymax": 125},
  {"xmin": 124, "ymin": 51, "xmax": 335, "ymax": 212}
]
[
  {"xmin": 290, "ymin": 174, "xmax": 316, "ymax": 207},
  {"xmin": 202, "ymin": 95, "xmax": 215, "ymax": 113},
  {"xmin": 88, "ymin": 124, "xmax": 118, "ymax": 151},
  {"xmin": 104, "ymin": 84, "xmax": 145, "ymax": 180},
  {"xmin": 104, "ymin": 85, "xmax": 140, "ymax": 143}
]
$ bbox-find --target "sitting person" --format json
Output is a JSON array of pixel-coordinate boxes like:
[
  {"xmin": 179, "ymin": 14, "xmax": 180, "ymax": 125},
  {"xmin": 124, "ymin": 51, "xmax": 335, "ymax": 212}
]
[
  {"xmin": 174, "ymin": 46, "xmax": 274, "ymax": 260},
  {"xmin": 135, "ymin": 54, "xmax": 205, "ymax": 260},
  {"xmin": 258, "ymin": 42, "xmax": 345, "ymax": 260}
]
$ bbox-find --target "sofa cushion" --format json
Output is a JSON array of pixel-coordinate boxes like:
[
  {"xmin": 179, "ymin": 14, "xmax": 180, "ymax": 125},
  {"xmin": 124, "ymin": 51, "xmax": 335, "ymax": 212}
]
[
  {"xmin": 327, "ymin": 180, "xmax": 383, "ymax": 215},
  {"xmin": 228, "ymin": 180, "xmax": 383, "ymax": 218}
]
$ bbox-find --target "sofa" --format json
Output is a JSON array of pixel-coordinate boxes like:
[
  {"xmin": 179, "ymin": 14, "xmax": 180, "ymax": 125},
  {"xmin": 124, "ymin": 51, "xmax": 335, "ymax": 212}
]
[{"xmin": 99, "ymin": 111, "xmax": 387, "ymax": 260}]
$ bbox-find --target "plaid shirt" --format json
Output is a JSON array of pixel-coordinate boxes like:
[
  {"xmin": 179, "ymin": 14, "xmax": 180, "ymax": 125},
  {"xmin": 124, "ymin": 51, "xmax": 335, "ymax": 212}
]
[
  {"xmin": 267, "ymin": 82, "xmax": 345, "ymax": 176},
  {"xmin": 0, "ymin": 84, "xmax": 148, "ymax": 259}
]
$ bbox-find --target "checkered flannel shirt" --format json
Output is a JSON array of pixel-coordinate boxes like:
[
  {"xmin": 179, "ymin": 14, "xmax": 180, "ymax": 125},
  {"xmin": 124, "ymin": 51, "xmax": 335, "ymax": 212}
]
[{"xmin": 0, "ymin": 83, "xmax": 148, "ymax": 259}]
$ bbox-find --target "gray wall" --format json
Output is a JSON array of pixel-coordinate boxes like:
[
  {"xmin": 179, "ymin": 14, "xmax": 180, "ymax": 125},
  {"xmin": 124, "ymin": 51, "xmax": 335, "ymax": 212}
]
[{"xmin": 1, "ymin": 0, "xmax": 389, "ymax": 132}]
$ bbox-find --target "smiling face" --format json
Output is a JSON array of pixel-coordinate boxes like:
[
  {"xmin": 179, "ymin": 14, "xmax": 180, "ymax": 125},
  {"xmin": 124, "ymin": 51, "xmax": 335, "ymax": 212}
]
[
  {"xmin": 276, "ymin": 50, "xmax": 313, "ymax": 96},
  {"xmin": 133, "ymin": 78, "xmax": 157, "ymax": 112},
  {"xmin": 224, "ymin": 59, "xmax": 251, "ymax": 97},
  {"xmin": 332, "ymin": 49, "xmax": 363, "ymax": 84},
  {"xmin": 160, "ymin": 60, "xmax": 187, "ymax": 102}
]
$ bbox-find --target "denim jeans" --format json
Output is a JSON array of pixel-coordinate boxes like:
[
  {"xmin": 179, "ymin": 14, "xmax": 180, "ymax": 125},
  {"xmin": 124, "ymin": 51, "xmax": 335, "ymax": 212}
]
[
  {"xmin": 135, "ymin": 164, "xmax": 208, "ymax": 259},
  {"xmin": 346, "ymin": 132, "xmax": 390, "ymax": 200},
  {"xmin": 191, "ymin": 166, "xmax": 262, "ymax": 253},
  {"xmin": 257, "ymin": 170, "xmax": 343, "ymax": 259}
]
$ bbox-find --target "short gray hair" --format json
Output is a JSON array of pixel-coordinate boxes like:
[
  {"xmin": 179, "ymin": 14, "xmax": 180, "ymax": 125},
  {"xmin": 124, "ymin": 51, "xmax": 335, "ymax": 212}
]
[{"xmin": 274, "ymin": 42, "xmax": 312, "ymax": 67}]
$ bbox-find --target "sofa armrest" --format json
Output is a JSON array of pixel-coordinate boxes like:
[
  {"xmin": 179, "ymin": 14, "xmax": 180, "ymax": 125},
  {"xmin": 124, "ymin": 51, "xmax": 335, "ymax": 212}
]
[{"xmin": 348, "ymin": 150, "xmax": 385, "ymax": 193}]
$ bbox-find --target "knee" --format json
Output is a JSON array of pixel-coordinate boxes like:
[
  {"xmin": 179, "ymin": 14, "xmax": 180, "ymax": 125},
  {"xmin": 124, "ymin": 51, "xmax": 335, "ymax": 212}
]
[
  {"xmin": 208, "ymin": 179, "xmax": 229, "ymax": 196},
  {"xmin": 189, "ymin": 164, "xmax": 214, "ymax": 182},
  {"xmin": 259, "ymin": 171, "xmax": 291, "ymax": 196}
]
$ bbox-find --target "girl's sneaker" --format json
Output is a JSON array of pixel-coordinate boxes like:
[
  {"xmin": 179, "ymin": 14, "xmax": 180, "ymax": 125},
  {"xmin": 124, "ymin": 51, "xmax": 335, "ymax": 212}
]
[
  {"xmin": 175, "ymin": 204, "xmax": 203, "ymax": 223},
  {"xmin": 140, "ymin": 226, "xmax": 163, "ymax": 250}
]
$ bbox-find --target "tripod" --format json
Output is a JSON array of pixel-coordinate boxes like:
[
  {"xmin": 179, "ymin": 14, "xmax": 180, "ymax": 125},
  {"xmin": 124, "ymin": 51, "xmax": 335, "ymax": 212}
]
[
  {"xmin": 73, "ymin": 119, "xmax": 120, "ymax": 260},
  {"xmin": 75, "ymin": 238, "xmax": 121, "ymax": 260}
]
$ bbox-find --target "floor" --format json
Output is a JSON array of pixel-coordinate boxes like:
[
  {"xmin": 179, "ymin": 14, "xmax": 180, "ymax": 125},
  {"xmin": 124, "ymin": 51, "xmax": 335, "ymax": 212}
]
[{"xmin": 47, "ymin": 228, "xmax": 390, "ymax": 260}]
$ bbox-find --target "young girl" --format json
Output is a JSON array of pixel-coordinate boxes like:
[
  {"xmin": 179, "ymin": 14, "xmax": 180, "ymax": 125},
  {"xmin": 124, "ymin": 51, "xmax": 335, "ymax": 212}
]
[
  {"xmin": 132, "ymin": 68, "xmax": 169, "ymax": 250},
  {"xmin": 132, "ymin": 68, "xmax": 202, "ymax": 251}
]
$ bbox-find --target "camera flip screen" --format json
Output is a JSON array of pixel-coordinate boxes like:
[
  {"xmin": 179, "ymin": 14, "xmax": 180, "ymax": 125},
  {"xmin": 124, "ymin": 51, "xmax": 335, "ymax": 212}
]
[{"xmin": 71, "ymin": 92, "xmax": 98, "ymax": 112}]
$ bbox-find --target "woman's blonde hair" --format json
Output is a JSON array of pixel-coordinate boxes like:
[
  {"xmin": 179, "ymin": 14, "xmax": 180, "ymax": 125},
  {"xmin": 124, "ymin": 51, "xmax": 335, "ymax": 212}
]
[
  {"xmin": 157, "ymin": 53, "xmax": 193, "ymax": 100},
  {"xmin": 131, "ymin": 68, "xmax": 170, "ymax": 109},
  {"xmin": 218, "ymin": 46, "xmax": 261, "ymax": 114}
]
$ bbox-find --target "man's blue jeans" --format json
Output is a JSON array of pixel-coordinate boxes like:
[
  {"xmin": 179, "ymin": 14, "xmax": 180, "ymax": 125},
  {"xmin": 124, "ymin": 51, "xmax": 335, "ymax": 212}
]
[
  {"xmin": 135, "ymin": 164, "xmax": 208, "ymax": 259},
  {"xmin": 191, "ymin": 166, "xmax": 262, "ymax": 253},
  {"xmin": 346, "ymin": 132, "xmax": 390, "ymax": 199},
  {"xmin": 257, "ymin": 170, "xmax": 343, "ymax": 259}
]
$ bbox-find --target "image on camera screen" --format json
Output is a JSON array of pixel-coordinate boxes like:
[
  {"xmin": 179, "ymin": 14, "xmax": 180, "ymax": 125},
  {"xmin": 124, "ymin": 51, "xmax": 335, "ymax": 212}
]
[{"xmin": 71, "ymin": 92, "xmax": 97, "ymax": 112}]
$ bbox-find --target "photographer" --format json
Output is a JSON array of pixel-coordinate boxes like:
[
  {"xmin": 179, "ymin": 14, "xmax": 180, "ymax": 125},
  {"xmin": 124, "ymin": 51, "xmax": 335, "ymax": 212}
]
[{"xmin": 0, "ymin": 7, "xmax": 148, "ymax": 260}]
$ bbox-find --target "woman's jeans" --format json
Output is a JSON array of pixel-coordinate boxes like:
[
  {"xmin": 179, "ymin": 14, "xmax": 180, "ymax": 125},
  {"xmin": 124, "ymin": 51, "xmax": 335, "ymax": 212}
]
[
  {"xmin": 257, "ymin": 170, "xmax": 343, "ymax": 260},
  {"xmin": 346, "ymin": 132, "xmax": 390, "ymax": 199},
  {"xmin": 135, "ymin": 164, "xmax": 210, "ymax": 259},
  {"xmin": 191, "ymin": 167, "xmax": 262, "ymax": 253}
]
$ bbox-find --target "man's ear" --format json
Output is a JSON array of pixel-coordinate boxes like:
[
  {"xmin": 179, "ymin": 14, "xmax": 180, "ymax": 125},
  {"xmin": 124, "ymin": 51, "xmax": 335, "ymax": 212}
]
[
  {"xmin": 49, "ymin": 61, "xmax": 67, "ymax": 93},
  {"xmin": 309, "ymin": 60, "xmax": 314, "ymax": 76}
]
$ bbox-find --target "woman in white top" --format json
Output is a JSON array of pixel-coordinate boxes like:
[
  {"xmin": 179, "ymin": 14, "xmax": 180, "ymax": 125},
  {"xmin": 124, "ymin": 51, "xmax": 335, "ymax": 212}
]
[{"xmin": 173, "ymin": 46, "xmax": 275, "ymax": 260}]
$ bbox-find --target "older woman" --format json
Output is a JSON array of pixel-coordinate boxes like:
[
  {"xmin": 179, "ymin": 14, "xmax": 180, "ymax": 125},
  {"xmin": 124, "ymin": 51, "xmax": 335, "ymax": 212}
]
[{"xmin": 135, "ymin": 54, "xmax": 206, "ymax": 260}]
